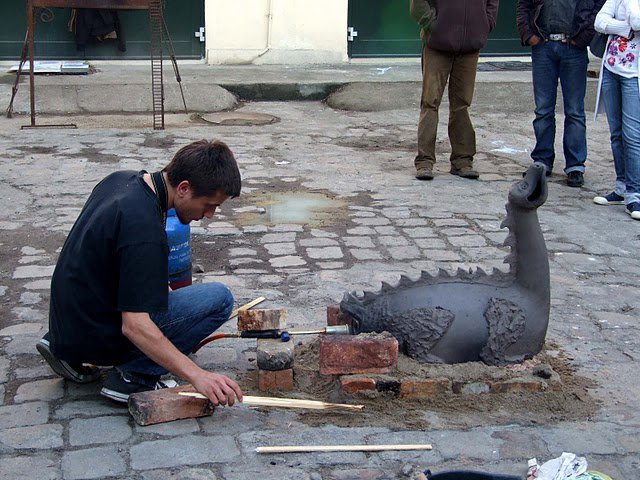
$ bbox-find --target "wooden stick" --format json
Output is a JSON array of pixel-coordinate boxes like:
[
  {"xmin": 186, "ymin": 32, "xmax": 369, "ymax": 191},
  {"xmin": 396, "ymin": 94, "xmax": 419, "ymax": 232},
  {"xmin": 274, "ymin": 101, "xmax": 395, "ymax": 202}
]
[
  {"xmin": 178, "ymin": 392, "xmax": 364, "ymax": 412},
  {"xmin": 256, "ymin": 444, "xmax": 433, "ymax": 454},
  {"xmin": 230, "ymin": 296, "xmax": 265, "ymax": 319}
]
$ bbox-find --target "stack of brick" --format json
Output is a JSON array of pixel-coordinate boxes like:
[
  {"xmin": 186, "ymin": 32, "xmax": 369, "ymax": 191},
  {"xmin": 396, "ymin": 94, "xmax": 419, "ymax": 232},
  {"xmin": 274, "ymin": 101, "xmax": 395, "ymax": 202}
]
[{"xmin": 238, "ymin": 309, "xmax": 294, "ymax": 392}]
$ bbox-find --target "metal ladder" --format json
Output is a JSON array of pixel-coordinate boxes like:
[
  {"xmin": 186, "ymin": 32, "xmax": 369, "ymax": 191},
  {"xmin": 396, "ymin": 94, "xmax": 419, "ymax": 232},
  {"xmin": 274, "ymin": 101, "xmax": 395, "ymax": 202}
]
[{"xmin": 149, "ymin": 0, "xmax": 164, "ymax": 130}]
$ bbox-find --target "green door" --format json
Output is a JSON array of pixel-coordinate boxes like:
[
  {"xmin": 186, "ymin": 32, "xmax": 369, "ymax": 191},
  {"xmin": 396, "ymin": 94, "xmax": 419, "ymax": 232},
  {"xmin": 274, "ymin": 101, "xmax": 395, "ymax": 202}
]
[
  {"xmin": 348, "ymin": 0, "xmax": 527, "ymax": 57},
  {"xmin": 0, "ymin": 2, "xmax": 204, "ymax": 60}
]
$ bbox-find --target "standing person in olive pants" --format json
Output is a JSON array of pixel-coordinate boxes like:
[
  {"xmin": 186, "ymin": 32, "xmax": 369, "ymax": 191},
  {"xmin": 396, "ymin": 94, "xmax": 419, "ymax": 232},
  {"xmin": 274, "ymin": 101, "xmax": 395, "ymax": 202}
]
[{"xmin": 411, "ymin": 0, "xmax": 500, "ymax": 181}]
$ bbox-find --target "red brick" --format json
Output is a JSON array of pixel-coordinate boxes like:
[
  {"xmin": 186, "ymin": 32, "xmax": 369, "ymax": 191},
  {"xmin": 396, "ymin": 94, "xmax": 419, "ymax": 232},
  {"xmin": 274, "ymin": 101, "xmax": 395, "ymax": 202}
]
[
  {"xmin": 319, "ymin": 334, "xmax": 398, "ymax": 375},
  {"xmin": 399, "ymin": 378, "xmax": 451, "ymax": 399},
  {"xmin": 490, "ymin": 379, "xmax": 546, "ymax": 393},
  {"xmin": 258, "ymin": 368, "xmax": 294, "ymax": 391},
  {"xmin": 340, "ymin": 376, "xmax": 377, "ymax": 395},
  {"xmin": 128, "ymin": 385, "xmax": 214, "ymax": 426},
  {"xmin": 327, "ymin": 304, "xmax": 354, "ymax": 327},
  {"xmin": 237, "ymin": 309, "xmax": 286, "ymax": 332}
]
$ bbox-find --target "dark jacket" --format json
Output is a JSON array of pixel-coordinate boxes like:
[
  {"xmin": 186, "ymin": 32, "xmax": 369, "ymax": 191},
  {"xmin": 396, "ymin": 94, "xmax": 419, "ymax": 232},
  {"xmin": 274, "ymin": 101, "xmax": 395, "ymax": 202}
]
[
  {"xmin": 410, "ymin": 0, "xmax": 500, "ymax": 53},
  {"xmin": 516, "ymin": 0, "xmax": 606, "ymax": 49}
]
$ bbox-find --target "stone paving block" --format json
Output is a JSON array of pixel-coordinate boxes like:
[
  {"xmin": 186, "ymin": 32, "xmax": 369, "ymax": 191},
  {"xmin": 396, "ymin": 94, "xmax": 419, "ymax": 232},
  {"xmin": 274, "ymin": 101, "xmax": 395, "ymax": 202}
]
[
  {"xmin": 238, "ymin": 309, "xmax": 287, "ymax": 332},
  {"xmin": 229, "ymin": 247, "xmax": 258, "ymax": 256},
  {"xmin": 264, "ymin": 242, "xmax": 297, "ymax": 255},
  {"xmin": 54, "ymin": 399, "xmax": 124, "ymax": 419},
  {"xmin": 141, "ymin": 467, "xmax": 223, "ymax": 480},
  {"xmin": 319, "ymin": 334, "xmax": 398, "ymax": 375},
  {"xmin": 201, "ymin": 405, "xmax": 265, "ymax": 434},
  {"xmin": 269, "ymin": 255, "xmax": 306, "ymax": 267},
  {"xmin": 260, "ymin": 232, "xmax": 297, "ymax": 243},
  {"xmin": 1, "ymin": 454, "xmax": 60, "ymax": 480},
  {"xmin": 317, "ymin": 261, "xmax": 344, "ymax": 269},
  {"xmin": 0, "ymin": 355, "xmax": 9, "ymax": 383},
  {"xmin": 387, "ymin": 246, "xmax": 421, "ymax": 260},
  {"xmin": 449, "ymin": 235, "xmax": 488, "ymax": 247},
  {"xmin": 69, "ymin": 415, "xmax": 132, "ymax": 446},
  {"xmin": 343, "ymin": 236, "xmax": 375, "ymax": 248},
  {"xmin": 491, "ymin": 429, "xmax": 550, "ymax": 460},
  {"xmin": 130, "ymin": 435, "xmax": 240, "ymax": 470},
  {"xmin": 23, "ymin": 279, "xmax": 52, "ymax": 290},
  {"xmin": 432, "ymin": 429, "xmax": 502, "ymax": 460},
  {"xmin": 258, "ymin": 368, "xmax": 294, "ymax": 391},
  {"xmin": 541, "ymin": 423, "xmax": 620, "ymax": 454},
  {"xmin": 12, "ymin": 265, "xmax": 55, "ymax": 279},
  {"xmin": 306, "ymin": 246, "xmax": 344, "ymax": 259},
  {"xmin": 14, "ymin": 378, "xmax": 64, "ymax": 403},
  {"xmin": 222, "ymin": 466, "xmax": 312, "ymax": 480},
  {"xmin": 0, "ymin": 384, "xmax": 4, "ymax": 405},
  {"xmin": 300, "ymin": 237, "xmax": 339, "ymax": 247},
  {"xmin": 1, "ymin": 424, "xmax": 63, "ymax": 449},
  {"xmin": 62, "ymin": 446, "xmax": 126, "ymax": 479},
  {"xmin": 378, "ymin": 235, "xmax": 409, "ymax": 246},
  {"xmin": 353, "ymin": 217, "xmax": 390, "ymax": 226},
  {"xmin": 0, "ymin": 322, "xmax": 44, "ymax": 336},
  {"xmin": 0, "ymin": 401, "xmax": 50, "ymax": 429},
  {"xmin": 350, "ymin": 248, "xmax": 383, "ymax": 260},
  {"xmin": 12, "ymin": 306, "xmax": 47, "ymax": 322},
  {"xmin": 399, "ymin": 378, "xmax": 452, "ymax": 399},
  {"xmin": 193, "ymin": 346, "xmax": 238, "ymax": 367},
  {"xmin": 257, "ymin": 338, "xmax": 294, "ymax": 370},
  {"xmin": 346, "ymin": 226, "xmax": 376, "ymax": 235},
  {"xmin": 19, "ymin": 292, "xmax": 42, "ymax": 305},
  {"xmin": 374, "ymin": 226, "xmax": 397, "ymax": 234},
  {"xmin": 403, "ymin": 227, "xmax": 437, "ymax": 238}
]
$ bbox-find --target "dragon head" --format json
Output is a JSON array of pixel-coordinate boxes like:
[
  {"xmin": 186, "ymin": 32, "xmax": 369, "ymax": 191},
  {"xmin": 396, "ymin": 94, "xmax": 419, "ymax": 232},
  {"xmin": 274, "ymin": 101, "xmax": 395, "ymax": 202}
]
[{"xmin": 508, "ymin": 163, "xmax": 548, "ymax": 209}]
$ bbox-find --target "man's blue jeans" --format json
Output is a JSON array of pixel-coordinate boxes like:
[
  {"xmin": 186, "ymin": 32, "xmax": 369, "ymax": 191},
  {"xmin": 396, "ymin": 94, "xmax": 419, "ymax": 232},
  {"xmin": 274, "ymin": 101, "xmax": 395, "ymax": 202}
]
[
  {"xmin": 117, "ymin": 282, "xmax": 234, "ymax": 383},
  {"xmin": 601, "ymin": 67, "xmax": 640, "ymax": 204},
  {"xmin": 531, "ymin": 41, "xmax": 588, "ymax": 174}
]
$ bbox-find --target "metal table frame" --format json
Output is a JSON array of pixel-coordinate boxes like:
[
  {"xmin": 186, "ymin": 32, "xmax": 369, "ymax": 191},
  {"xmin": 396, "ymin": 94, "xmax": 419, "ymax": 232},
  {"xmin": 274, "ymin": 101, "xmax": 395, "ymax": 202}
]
[{"xmin": 24, "ymin": 0, "xmax": 168, "ymax": 129}]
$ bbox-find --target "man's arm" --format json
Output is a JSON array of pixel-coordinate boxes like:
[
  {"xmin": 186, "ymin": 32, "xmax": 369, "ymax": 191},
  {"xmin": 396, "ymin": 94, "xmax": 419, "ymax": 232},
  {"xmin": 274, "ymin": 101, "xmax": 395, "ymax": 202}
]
[
  {"xmin": 486, "ymin": 0, "xmax": 500, "ymax": 32},
  {"xmin": 516, "ymin": 0, "xmax": 539, "ymax": 46},
  {"xmin": 122, "ymin": 311, "xmax": 243, "ymax": 406},
  {"xmin": 410, "ymin": 0, "xmax": 437, "ymax": 36}
]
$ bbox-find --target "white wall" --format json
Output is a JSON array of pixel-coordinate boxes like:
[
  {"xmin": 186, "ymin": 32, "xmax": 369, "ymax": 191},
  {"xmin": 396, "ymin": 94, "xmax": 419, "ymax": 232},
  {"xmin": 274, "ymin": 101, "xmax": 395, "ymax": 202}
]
[{"xmin": 205, "ymin": 0, "xmax": 348, "ymax": 64}]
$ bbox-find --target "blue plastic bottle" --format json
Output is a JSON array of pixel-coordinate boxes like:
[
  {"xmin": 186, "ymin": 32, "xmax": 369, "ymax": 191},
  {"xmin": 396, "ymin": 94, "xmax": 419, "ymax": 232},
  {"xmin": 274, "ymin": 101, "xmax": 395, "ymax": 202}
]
[{"xmin": 165, "ymin": 208, "xmax": 192, "ymax": 289}]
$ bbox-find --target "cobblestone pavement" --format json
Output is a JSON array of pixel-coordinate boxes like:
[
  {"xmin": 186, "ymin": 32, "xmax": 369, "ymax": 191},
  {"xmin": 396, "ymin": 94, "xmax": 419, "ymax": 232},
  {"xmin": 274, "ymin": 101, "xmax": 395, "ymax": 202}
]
[{"xmin": 0, "ymin": 100, "xmax": 638, "ymax": 480}]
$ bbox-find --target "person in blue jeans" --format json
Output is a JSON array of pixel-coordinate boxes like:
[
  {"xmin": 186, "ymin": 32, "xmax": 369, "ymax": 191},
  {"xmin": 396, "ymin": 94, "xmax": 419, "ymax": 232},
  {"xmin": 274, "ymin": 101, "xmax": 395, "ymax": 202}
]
[
  {"xmin": 593, "ymin": 0, "xmax": 640, "ymax": 220},
  {"xmin": 37, "ymin": 140, "xmax": 245, "ymax": 404},
  {"xmin": 517, "ymin": 0, "xmax": 606, "ymax": 187}
]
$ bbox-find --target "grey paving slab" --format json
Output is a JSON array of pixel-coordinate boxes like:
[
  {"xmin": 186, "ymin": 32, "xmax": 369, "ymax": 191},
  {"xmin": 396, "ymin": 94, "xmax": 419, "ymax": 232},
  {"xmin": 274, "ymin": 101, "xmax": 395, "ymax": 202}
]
[
  {"xmin": 69, "ymin": 415, "xmax": 132, "ymax": 446},
  {"xmin": 0, "ymin": 401, "xmax": 49, "ymax": 429},
  {"xmin": 13, "ymin": 378, "xmax": 64, "ymax": 403},
  {"xmin": 1, "ymin": 424, "xmax": 63, "ymax": 449},
  {"xmin": 130, "ymin": 435, "xmax": 241, "ymax": 470},
  {"xmin": 0, "ymin": 454, "xmax": 60, "ymax": 480},
  {"xmin": 62, "ymin": 446, "xmax": 127, "ymax": 480}
]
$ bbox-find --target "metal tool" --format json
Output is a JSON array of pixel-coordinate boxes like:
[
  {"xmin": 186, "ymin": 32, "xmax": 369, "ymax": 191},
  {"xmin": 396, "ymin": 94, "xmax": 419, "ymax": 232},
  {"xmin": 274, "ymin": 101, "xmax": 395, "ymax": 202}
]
[{"xmin": 193, "ymin": 325, "xmax": 350, "ymax": 351}]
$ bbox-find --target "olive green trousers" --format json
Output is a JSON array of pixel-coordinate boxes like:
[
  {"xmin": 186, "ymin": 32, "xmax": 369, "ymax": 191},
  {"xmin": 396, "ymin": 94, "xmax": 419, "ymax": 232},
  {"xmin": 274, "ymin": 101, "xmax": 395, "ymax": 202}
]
[{"xmin": 415, "ymin": 45, "xmax": 480, "ymax": 171}]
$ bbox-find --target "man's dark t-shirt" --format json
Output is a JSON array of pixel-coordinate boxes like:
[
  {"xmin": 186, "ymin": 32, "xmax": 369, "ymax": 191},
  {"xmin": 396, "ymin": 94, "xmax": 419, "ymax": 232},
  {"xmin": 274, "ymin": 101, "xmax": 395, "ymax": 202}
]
[{"xmin": 49, "ymin": 171, "xmax": 168, "ymax": 365}]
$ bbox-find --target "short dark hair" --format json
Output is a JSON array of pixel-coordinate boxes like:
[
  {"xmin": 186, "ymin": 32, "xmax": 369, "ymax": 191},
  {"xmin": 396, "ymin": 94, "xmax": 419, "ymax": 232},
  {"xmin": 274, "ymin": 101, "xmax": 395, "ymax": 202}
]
[{"xmin": 164, "ymin": 140, "xmax": 241, "ymax": 198}]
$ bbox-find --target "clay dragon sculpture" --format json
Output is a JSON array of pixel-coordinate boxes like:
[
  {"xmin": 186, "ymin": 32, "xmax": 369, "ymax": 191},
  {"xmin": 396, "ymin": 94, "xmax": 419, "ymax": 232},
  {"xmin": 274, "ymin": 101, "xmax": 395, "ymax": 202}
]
[{"xmin": 340, "ymin": 163, "xmax": 550, "ymax": 366}]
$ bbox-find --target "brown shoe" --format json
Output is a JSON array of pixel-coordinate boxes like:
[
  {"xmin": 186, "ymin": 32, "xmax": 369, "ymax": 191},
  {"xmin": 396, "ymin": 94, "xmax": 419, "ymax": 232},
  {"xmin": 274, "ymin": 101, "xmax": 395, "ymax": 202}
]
[
  {"xmin": 415, "ymin": 166, "xmax": 434, "ymax": 180},
  {"xmin": 450, "ymin": 165, "xmax": 479, "ymax": 179}
]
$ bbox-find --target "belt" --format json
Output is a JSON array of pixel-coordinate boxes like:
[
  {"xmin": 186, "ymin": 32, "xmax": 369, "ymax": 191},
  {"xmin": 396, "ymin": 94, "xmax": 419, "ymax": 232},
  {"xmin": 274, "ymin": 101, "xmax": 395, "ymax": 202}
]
[{"xmin": 548, "ymin": 33, "xmax": 570, "ymax": 41}]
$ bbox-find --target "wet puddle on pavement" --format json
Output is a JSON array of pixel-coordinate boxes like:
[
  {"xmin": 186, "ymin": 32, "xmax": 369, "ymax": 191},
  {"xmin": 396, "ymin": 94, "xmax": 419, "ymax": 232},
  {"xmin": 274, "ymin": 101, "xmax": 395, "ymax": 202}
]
[{"xmin": 236, "ymin": 192, "xmax": 345, "ymax": 226}]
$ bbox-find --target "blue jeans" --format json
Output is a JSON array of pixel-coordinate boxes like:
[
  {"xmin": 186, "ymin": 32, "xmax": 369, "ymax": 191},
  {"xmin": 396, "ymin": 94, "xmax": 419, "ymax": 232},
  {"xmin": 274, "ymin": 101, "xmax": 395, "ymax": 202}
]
[
  {"xmin": 117, "ymin": 282, "xmax": 234, "ymax": 383},
  {"xmin": 601, "ymin": 67, "xmax": 640, "ymax": 204},
  {"xmin": 531, "ymin": 41, "xmax": 588, "ymax": 173}
]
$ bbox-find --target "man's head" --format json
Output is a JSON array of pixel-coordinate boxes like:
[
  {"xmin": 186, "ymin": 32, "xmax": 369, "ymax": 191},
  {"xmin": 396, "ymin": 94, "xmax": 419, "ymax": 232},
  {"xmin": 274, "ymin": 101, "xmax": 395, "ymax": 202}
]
[{"xmin": 164, "ymin": 140, "xmax": 241, "ymax": 224}]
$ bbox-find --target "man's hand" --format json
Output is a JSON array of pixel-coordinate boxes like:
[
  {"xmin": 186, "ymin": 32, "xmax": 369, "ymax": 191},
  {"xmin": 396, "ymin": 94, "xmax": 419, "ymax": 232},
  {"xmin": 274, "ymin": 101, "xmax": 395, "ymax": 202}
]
[
  {"xmin": 528, "ymin": 35, "xmax": 542, "ymax": 46},
  {"xmin": 191, "ymin": 369, "xmax": 243, "ymax": 406}
]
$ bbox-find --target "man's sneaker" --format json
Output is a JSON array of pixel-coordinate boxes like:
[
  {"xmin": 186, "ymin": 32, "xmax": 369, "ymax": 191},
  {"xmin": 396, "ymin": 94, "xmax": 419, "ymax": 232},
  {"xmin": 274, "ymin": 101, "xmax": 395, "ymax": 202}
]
[
  {"xmin": 566, "ymin": 171, "xmax": 584, "ymax": 187},
  {"xmin": 415, "ymin": 166, "xmax": 434, "ymax": 180},
  {"xmin": 36, "ymin": 334, "xmax": 101, "ymax": 384},
  {"xmin": 625, "ymin": 201, "xmax": 640, "ymax": 220},
  {"xmin": 450, "ymin": 165, "xmax": 480, "ymax": 179},
  {"xmin": 100, "ymin": 368, "xmax": 178, "ymax": 404},
  {"xmin": 593, "ymin": 191, "xmax": 625, "ymax": 205}
]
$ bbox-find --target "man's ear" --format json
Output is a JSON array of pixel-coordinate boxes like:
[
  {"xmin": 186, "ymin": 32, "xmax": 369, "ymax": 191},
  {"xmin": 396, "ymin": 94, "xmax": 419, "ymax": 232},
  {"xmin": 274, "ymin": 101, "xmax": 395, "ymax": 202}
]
[{"xmin": 176, "ymin": 180, "xmax": 191, "ymax": 198}]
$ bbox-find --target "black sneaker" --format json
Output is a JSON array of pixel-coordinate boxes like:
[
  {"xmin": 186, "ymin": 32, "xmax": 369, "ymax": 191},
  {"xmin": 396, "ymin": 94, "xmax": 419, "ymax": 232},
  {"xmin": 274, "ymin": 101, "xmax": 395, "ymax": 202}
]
[
  {"xmin": 100, "ymin": 368, "xmax": 178, "ymax": 404},
  {"xmin": 566, "ymin": 171, "xmax": 584, "ymax": 187},
  {"xmin": 593, "ymin": 191, "xmax": 625, "ymax": 205},
  {"xmin": 625, "ymin": 201, "xmax": 640, "ymax": 220},
  {"xmin": 36, "ymin": 334, "xmax": 101, "ymax": 384}
]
